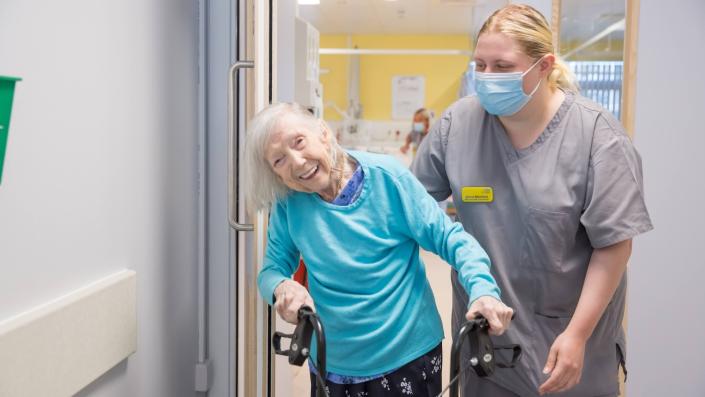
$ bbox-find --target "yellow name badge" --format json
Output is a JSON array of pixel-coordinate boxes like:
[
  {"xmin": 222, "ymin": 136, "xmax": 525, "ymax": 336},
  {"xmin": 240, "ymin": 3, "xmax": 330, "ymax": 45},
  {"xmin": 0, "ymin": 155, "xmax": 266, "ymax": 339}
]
[{"xmin": 461, "ymin": 186, "xmax": 494, "ymax": 203}]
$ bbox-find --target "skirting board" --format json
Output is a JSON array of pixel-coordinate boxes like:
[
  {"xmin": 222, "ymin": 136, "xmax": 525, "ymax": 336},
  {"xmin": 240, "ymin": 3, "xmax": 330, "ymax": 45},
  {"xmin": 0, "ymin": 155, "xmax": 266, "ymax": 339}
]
[{"xmin": 0, "ymin": 269, "xmax": 137, "ymax": 396}]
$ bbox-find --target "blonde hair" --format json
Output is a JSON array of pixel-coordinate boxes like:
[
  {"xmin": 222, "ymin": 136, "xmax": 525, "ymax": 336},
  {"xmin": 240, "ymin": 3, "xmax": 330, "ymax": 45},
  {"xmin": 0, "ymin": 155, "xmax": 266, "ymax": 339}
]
[
  {"xmin": 243, "ymin": 102, "xmax": 345, "ymax": 210},
  {"xmin": 478, "ymin": 4, "xmax": 578, "ymax": 92}
]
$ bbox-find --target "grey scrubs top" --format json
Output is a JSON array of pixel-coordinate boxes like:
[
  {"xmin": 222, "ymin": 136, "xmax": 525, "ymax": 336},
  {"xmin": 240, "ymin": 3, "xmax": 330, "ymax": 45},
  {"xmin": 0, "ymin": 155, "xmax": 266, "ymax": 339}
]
[{"xmin": 412, "ymin": 91, "xmax": 653, "ymax": 397}]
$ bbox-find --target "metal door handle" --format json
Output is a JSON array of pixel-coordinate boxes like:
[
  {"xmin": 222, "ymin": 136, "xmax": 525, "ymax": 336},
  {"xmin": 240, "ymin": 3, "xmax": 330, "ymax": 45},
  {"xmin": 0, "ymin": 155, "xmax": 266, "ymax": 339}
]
[{"xmin": 228, "ymin": 60, "xmax": 255, "ymax": 231}]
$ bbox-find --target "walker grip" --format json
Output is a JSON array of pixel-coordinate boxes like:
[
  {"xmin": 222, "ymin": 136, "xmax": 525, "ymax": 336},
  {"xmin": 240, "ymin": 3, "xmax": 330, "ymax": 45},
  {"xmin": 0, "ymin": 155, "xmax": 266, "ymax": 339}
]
[
  {"xmin": 272, "ymin": 306, "xmax": 316, "ymax": 366},
  {"xmin": 446, "ymin": 315, "xmax": 523, "ymax": 397}
]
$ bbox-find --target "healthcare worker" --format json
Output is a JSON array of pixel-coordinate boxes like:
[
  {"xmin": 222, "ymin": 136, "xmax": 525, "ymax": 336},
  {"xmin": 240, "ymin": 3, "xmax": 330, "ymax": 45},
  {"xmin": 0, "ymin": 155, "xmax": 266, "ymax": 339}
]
[
  {"xmin": 401, "ymin": 108, "xmax": 431, "ymax": 156},
  {"xmin": 412, "ymin": 4, "xmax": 652, "ymax": 396}
]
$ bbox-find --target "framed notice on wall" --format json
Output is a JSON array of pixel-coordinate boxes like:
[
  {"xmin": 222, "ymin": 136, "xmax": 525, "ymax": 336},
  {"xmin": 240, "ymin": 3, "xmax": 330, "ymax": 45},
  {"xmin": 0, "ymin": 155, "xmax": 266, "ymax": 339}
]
[{"xmin": 392, "ymin": 75, "xmax": 425, "ymax": 120}]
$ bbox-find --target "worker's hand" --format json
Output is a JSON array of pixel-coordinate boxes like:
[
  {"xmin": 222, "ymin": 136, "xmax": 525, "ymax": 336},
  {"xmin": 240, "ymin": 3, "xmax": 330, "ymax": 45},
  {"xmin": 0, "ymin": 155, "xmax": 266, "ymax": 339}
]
[
  {"xmin": 466, "ymin": 296, "xmax": 513, "ymax": 336},
  {"xmin": 400, "ymin": 144, "xmax": 409, "ymax": 154},
  {"xmin": 538, "ymin": 331, "xmax": 586, "ymax": 395},
  {"xmin": 273, "ymin": 279, "xmax": 315, "ymax": 324}
]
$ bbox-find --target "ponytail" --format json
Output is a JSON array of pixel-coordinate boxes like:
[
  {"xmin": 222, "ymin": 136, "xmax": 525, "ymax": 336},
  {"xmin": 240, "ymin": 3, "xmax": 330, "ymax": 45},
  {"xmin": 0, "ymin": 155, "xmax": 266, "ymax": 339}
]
[{"xmin": 549, "ymin": 57, "xmax": 579, "ymax": 92}]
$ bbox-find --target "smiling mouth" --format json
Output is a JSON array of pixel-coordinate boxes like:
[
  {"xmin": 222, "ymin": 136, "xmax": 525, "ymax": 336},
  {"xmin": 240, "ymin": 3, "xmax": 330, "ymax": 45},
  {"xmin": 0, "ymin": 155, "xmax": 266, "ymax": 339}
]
[{"xmin": 298, "ymin": 164, "xmax": 319, "ymax": 181}]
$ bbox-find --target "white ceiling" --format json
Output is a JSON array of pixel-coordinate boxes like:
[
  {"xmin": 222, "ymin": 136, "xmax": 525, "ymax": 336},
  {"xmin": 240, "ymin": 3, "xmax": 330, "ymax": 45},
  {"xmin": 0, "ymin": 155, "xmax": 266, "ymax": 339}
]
[
  {"xmin": 298, "ymin": 0, "xmax": 624, "ymax": 41},
  {"xmin": 298, "ymin": 0, "xmax": 510, "ymax": 35}
]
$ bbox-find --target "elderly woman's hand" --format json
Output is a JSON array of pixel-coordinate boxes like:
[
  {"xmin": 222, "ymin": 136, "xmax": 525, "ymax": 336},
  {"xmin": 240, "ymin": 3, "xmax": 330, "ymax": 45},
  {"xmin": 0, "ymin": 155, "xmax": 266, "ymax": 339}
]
[
  {"xmin": 273, "ymin": 279, "xmax": 315, "ymax": 324},
  {"xmin": 466, "ymin": 296, "xmax": 514, "ymax": 335}
]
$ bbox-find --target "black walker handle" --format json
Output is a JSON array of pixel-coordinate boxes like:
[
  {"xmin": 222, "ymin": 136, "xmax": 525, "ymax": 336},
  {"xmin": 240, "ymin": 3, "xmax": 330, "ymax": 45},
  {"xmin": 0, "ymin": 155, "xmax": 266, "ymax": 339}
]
[
  {"xmin": 272, "ymin": 306, "xmax": 328, "ymax": 397},
  {"xmin": 447, "ymin": 316, "xmax": 522, "ymax": 397}
]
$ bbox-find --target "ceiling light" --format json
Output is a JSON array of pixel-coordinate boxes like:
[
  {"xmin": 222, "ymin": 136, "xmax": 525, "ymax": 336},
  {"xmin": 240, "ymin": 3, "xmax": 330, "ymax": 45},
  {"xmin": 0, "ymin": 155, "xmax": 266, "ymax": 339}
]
[{"xmin": 298, "ymin": 0, "xmax": 320, "ymax": 4}]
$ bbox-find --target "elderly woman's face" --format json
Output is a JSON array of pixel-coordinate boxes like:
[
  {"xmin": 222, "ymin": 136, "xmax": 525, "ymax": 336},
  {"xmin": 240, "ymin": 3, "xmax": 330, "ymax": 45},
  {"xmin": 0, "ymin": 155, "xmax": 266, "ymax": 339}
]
[{"xmin": 265, "ymin": 114, "xmax": 333, "ymax": 195}]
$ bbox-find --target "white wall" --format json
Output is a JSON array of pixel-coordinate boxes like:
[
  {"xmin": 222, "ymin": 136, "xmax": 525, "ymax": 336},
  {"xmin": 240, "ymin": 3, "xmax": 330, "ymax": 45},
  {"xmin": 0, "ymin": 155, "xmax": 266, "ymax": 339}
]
[
  {"xmin": 0, "ymin": 1, "xmax": 199, "ymax": 396},
  {"xmin": 276, "ymin": 0, "xmax": 297, "ymax": 103},
  {"xmin": 627, "ymin": 1, "xmax": 705, "ymax": 395}
]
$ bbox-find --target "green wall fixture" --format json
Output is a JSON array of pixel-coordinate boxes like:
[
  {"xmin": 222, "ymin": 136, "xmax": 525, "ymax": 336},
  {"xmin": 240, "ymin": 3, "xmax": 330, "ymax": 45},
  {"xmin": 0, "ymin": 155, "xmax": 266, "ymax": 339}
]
[{"xmin": 0, "ymin": 75, "xmax": 21, "ymax": 184}]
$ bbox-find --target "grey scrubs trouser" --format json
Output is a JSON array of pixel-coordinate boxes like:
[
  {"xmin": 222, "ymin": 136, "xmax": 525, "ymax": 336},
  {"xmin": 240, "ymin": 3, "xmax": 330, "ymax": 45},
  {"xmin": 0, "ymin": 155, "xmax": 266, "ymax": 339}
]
[
  {"xmin": 461, "ymin": 372, "xmax": 618, "ymax": 397},
  {"xmin": 462, "ymin": 370, "xmax": 519, "ymax": 397}
]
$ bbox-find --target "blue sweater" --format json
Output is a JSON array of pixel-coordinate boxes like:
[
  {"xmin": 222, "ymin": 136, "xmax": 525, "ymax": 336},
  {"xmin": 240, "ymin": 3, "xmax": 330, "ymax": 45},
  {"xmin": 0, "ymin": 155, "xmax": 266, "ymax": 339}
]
[{"xmin": 257, "ymin": 151, "xmax": 500, "ymax": 376}]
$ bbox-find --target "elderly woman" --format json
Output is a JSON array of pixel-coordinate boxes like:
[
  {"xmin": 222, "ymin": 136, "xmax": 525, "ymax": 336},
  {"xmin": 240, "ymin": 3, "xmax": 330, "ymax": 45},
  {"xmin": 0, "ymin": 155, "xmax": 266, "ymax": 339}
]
[{"xmin": 245, "ymin": 102, "xmax": 513, "ymax": 397}]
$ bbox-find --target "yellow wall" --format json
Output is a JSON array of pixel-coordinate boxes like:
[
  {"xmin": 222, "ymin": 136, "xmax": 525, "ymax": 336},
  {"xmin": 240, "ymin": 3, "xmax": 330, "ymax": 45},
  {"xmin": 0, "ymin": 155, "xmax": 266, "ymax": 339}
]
[{"xmin": 320, "ymin": 35, "xmax": 472, "ymax": 121}]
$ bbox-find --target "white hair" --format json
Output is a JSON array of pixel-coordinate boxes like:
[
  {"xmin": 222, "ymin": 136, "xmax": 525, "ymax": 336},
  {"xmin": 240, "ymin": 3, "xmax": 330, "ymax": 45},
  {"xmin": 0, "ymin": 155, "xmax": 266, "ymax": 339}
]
[{"xmin": 244, "ymin": 102, "xmax": 343, "ymax": 210}]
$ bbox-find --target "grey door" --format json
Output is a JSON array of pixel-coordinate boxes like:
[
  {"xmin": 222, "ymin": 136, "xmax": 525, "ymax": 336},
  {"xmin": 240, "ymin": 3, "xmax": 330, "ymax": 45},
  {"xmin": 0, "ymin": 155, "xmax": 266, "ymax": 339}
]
[{"xmin": 199, "ymin": 0, "xmax": 272, "ymax": 396}]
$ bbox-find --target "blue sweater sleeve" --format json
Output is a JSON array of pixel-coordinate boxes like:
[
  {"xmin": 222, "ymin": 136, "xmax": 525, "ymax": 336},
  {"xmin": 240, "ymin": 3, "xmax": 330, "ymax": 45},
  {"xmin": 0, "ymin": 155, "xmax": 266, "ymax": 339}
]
[
  {"xmin": 257, "ymin": 200, "xmax": 301, "ymax": 306},
  {"xmin": 394, "ymin": 170, "xmax": 501, "ymax": 306}
]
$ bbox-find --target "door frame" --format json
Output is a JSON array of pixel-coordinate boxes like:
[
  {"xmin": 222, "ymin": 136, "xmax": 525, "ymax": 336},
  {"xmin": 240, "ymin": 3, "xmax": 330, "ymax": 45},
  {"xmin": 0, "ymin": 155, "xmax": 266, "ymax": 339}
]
[{"xmin": 201, "ymin": 0, "xmax": 272, "ymax": 396}]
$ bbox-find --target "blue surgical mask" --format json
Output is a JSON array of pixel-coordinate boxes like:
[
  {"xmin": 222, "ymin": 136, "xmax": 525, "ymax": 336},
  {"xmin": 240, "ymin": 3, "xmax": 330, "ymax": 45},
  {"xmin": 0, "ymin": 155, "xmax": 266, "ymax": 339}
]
[
  {"xmin": 474, "ymin": 57, "xmax": 543, "ymax": 116},
  {"xmin": 412, "ymin": 122, "xmax": 425, "ymax": 133}
]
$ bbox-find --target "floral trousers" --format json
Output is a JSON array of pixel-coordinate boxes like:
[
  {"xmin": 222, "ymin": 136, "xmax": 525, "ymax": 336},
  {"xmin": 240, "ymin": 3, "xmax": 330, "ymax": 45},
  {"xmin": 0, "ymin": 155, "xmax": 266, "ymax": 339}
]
[{"xmin": 309, "ymin": 344, "xmax": 442, "ymax": 397}]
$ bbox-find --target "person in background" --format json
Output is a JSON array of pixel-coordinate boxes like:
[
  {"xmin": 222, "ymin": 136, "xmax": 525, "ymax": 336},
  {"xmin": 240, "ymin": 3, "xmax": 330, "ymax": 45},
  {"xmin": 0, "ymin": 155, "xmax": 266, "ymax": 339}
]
[
  {"xmin": 400, "ymin": 108, "xmax": 431, "ymax": 156},
  {"xmin": 412, "ymin": 4, "xmax": 652, "ymax": 396},
  {"xmin": 245, "ymin": 102, "xmax": 514, "ymax": 397}
]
